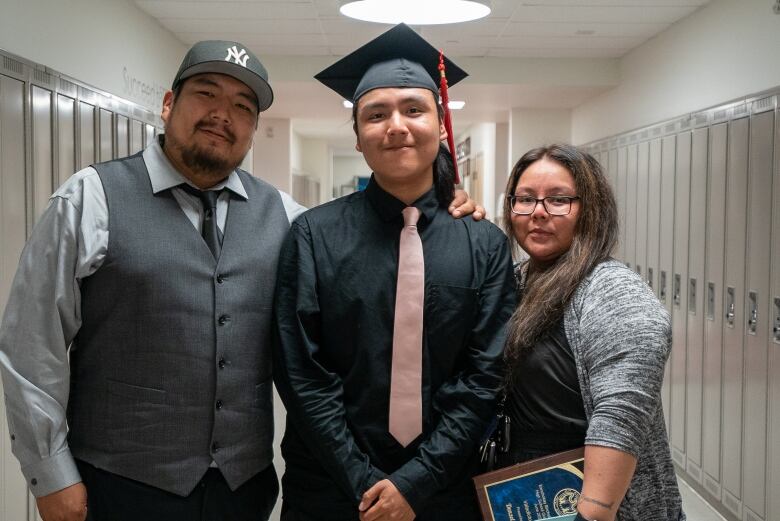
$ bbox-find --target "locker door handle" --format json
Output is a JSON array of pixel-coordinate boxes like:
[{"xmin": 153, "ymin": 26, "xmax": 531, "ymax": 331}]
[{"xmin": 747, "ymin": 291, "xmax": 758, "ymax": 334}]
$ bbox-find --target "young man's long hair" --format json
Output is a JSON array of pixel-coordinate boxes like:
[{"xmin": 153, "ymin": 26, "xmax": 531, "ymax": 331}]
[
  {"xmin": 502, "ymin": 144, "xmax": 618, "ymax": 381},
  {"xmin": 352, "ymin": 102, "xmax": 455, "ymax": 208}
]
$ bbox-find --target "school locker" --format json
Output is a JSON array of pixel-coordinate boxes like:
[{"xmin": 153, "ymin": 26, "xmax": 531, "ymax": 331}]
[
  {"xmin": 115, "ymin": 114, "xmax": 129, "ymax": 159},
  {"xmin": 608, "ymin": 148, "xmax": 620, "ymax": 260},
  {"xmin": 702, "ymin": 122, "xmax": 728, "ymax": 499},
  {"xmin": 647, "ymin": 138, "xmax": 662, "ymax": 295},
  {"xmin": 79, "ymin": 101, "xmax": 96, "ymax": 170},
  {"xmin": 0, "ymin": 70, "xmax": 31, "ymax": 521},
  {"xmin": 768, "ymin": 103, "xmax": 780, "ymax": 521},
  {"xmin": 31, "ymin": 84, "xmax": 53, "ymax": 221},
  {"xmin": 625, "ymin": 144, "xmax": 638, "ymax": 271},
  {"xmin": 741, "ymin": 105, "xmax": 773, "ymax": 521},
  {"xmin": 56, "ymin": 94, "xmax": 75, "ymax": 186},
  {"xmin": 130, "ymin": 119, "xmax": 143, "ymax": 155},
  {"xmin": 670, "ymin": 130, "xmax": 692, "ymax": 466},
  {"xmin": 635, "ymin": 141, "xmax": 649, "ymax": 279},
  {"xmin": 616, "ymin": 147, "xmax": 628, "ymax": 265},
  {"xmin": 659, "ymin": 134, "xmax": 676, "ymax": 433},
  {"xmin": 685, "ymin": 126, "xmax": 708, "ymax": 482},
  {"xmin": 721, "ymin": 116, "xmax": 749, "ymax": 519}
]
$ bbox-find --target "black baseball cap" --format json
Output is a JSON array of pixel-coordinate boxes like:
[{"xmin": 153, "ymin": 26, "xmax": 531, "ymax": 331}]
[
  {"xmin": 172, "ymin": 40, "xmax": 274, "ymax": 112},
  {"xmin": 314, "ymin": 23, "xmax": 467, "ymax": 103}
]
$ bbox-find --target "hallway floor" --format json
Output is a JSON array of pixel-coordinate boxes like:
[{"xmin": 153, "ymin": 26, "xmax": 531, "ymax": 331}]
[{"xmin": 679, "ymin": 476, "xmax": 727, "ymax": 521}]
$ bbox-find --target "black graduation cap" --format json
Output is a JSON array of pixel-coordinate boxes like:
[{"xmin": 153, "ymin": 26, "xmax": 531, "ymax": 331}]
[
  {"xmin": 314, "ymin": 23, "xmax": 467, "ymax": 103},
  {"xmin": 315, "ymin": 23, "xmax": 468, "ymax": 182}
]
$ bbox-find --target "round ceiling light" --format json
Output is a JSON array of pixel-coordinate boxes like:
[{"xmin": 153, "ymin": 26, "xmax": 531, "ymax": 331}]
[{"xmin": 340, "ymin": 0, "xmax": 491, "ymax": 25}]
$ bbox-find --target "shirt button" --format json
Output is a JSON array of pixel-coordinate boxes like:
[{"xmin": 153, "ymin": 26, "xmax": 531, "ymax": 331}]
[
  {"xmin": 216, "ymin": 400, "xmax": 223, "ymax": 410},
  {"xmin": 218, "ymin": 358, "xmax": 226, "ymax": 369},
  {"xmin": 217, "ymin": 275, "xmax": 225, "ymax": 284},
  {"xmin": 218, "ymin": 315, "xmax": 230, "ymax": 325},
  {"xmin": 10, "ymin": 434, "xmax": 15, "ymax": 441},
  {"xmin": 211, "ymin": 442, "xmax": 220, "ymax": 453},
  {"xmin": 31, "ymin": 479, "xmax": 37, "ymax": 486}
]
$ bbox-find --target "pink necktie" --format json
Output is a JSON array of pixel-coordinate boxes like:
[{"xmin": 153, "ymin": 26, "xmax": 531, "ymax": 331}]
[{"xmin": 389, "ymin": 206, "xmax": 424, "ymax": 447}]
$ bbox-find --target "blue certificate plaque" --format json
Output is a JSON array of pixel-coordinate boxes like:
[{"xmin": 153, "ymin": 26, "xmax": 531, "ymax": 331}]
[{"xmin": 473, "ymin": 447, "xmax": 584, "ymax": 521}]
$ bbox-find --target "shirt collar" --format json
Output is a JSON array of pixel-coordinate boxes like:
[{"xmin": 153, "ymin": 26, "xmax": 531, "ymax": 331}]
[
  {"xmin": 143, "ymin": 135, "xmax": 248, "ymax": 199},
  {"xmin": 364, "ymin": 174, "xmax": 439, "ymax": 224}
]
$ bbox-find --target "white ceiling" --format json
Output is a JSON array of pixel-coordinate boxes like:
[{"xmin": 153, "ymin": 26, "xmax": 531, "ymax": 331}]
[{"xmin": 134, "ymin": 0, "xmax": 711, "ymax": 140}]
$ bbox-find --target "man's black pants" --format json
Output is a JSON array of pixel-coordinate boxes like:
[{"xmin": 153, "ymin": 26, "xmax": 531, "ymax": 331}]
[{"xmin": 76, "ymin": 459, "xmax": 278, "ymax": 521}]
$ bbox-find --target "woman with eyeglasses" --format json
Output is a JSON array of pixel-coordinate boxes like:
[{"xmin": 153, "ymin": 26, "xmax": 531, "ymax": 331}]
[{"xmin": 497, "ymin": 144, "xmax": 685, "ymax": 521}]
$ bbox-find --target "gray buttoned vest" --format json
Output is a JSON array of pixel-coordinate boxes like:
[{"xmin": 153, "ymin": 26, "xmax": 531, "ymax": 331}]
[{"xmin": 67, "ymin": 152, "xmax": 288, "ymax": 496}]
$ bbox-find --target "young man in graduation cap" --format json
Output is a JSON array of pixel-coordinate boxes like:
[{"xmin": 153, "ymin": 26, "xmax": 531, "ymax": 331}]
[{"xmin": 273, "ymin": 24, "xmax": 516, "ymax": 521}]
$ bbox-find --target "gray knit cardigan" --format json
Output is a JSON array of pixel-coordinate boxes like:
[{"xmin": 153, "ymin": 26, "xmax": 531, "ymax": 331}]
[{"xmin": 553, "ymin": 259, "xmax": 685, "ymax": 520}]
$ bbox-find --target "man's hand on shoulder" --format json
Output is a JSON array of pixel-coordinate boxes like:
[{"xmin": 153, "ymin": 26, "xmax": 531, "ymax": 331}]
[
  {"xmin": 36, "ymin": 482, "xmax": 88, "ymax": 521},
  {"xmin": 358, "ymin": 479, "xmax": 415, "ymax": 521},
  {"xmin": 450, "ymin": 189, "xmax": 485, "ymax": 220}
]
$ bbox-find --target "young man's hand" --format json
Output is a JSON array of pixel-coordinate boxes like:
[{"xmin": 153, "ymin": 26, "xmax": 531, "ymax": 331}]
[
  {"xmin": 449, "ymin": 189, "xmax": 486, "ymax": 220},
  {"xmin": 36, "ymin": 482, "xmax": 88, "ymax": 521},
  {"xmin": 358, "ymin": 479, "xmax": 415, "ymax": 521}
]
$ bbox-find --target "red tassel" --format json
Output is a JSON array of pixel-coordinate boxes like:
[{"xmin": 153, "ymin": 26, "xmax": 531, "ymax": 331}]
[{"xmin": 438, "ymin": 50, "xmax": 460, "ymax": 184}]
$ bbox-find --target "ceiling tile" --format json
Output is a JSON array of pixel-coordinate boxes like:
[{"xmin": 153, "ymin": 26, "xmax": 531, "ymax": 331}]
[
  {"xmin": 509, "ymin": 5, "xmax": 700, "ymax": 24},
  {"xmin": 501, "ymin": 21, "xmax": 668, "ymax": 38},
  {"xmin": 160, "ymin": 18, "xmax": 322, "ymax": 33},
  {"xmin": 135, "ymin": 1, "xmax": 317, "ymax": 20}
]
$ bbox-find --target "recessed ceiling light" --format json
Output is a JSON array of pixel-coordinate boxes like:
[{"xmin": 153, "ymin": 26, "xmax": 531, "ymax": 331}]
[
  {"xmin": 343, "ymin": 100, "xmax": 354, "ymax": 108},
  {"xmin": 340, "ymin": 0, "xmax": 491, "ymax": 25},
  {"xmin": 448, "ymin": 100, "xmax": 466, "ymax": 109}
]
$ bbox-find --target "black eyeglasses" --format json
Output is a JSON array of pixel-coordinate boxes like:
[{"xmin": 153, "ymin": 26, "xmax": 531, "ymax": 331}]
[{"xmin": 507, "ymin": 195, "xmax": 580, "ymax": 216}]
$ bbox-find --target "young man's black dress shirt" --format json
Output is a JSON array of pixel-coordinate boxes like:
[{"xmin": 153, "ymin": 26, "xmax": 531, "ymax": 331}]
[{"xmin": 273, "ymin": 176, "xmax": 515, "ymax": 520}]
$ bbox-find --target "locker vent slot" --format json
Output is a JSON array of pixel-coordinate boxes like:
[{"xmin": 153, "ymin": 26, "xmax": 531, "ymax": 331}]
[
  {"xmin": 652, "ymin": 126, "xmax": 662, "ymax": 136},
  {"xmin": 640, "ymin": 130, "xmax": 649, "ymax": 139},
  {"xmin": 629, "ymin": 134, "xmax": 637, "ymax": 142},
  {"xmin": 752, "ymin": 96, "xmax": 774, "ymax": 113},
  {"xmin": 79, "ymin": 86, "xmax": 97, "ymax": 103},
  {"xmin": 116, "ymin": 102, "xmax": 129, "ymax": 115},
  {"xmin": 686, "ymin": 462, "xmax": 702, "ymax": 482},
  {"xmin": 680, "ymin": 117, "xmax": 691, "ymax": 129},
  {"xmin": 133, "ymin": 107, "xmax": 144, "ymax": 118},
  {"xmin": 619, "ymin": 136, "xmax": 627, "ymax": 145},
  {"xmin": 694, "ymin": 113, "xmax": 708, "ymax": 126},
  {"xmin": 733, "ymin": 103, "xmax": 748, "ymax": 116},
  {"xmin": 723, "ymin": 491, "xmax": 741, "ymax": 517},
  {"xmin": 2, "ymin": 55, "xmax": 23, "ymax": 74},
  {"xmin": 665, "ymin": 123, "xmax": 676, "ymax": 133},
  {"xmin": 714, "ymin": 109, "xmax": 728, "ymax": 121},
  {"xmin": 33, "ymin": 68, "xmax": 52, "ymax": 85},
  {"xmin": 59, "ymin": 78, "xmax": 77, "ymax": 96},
  {"xmin": 704, "ymin": 476, "xmax": 720, "ymax": 498},
  {"xmin": 706, "ymin": 282, "xmax": 715, "ymax": 320},
  {"xmin": 672, "ymin": 448, "xmax": 685, "ymax": 466}
]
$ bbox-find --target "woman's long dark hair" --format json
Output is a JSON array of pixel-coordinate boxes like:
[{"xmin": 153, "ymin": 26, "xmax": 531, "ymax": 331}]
[
  {"xmin": 502, "ymin": 144, "xmax": 618, "ymax": 381},
  {"xmin": 352, "ymin": 101, "xmax": 455, "ymax": 208}
]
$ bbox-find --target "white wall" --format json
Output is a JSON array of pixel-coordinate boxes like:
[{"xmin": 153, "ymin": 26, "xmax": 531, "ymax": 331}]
[
  {"xmin": 457, "ymin": 122, "xmax": 498, "ymax": 219},
  {"xmin": 253, "ymin": 118, "xmax": 292, "ymax": 193},
  {"xmin": 0, "ymin": 0, "xmax": 186, "ymax": 111},
  {"xmin": 572, "ymin": 0, "xmax": 780, "ymax": 144},
  {"xmin": 301, "ymin": 138, "xmax": 330, "ymax": 204},
  {"xmin": 508, "ymin": 108, "xmax": 572, "ymax": 166},
  {"xmin": 333, "ymin": 155, "xmax": 370, "ymax": 196},
  {"xmin": 495, "ymin": 122, "xmax": 509, "ymax": 218}
]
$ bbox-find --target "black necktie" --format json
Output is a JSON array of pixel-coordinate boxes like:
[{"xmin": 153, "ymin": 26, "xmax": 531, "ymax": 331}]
[{"xmin": 179, "ymin": 184, "xmax": 224, "ymax": 259}]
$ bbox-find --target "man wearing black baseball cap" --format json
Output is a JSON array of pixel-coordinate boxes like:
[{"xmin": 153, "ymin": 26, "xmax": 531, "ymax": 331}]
[
  {"xmin": 0, "ymin": 40, "xmax": 291, "ymax": 521},
  {"xmin": 0, "ymin": 37, "xmax": 483, "ymax": 521}
]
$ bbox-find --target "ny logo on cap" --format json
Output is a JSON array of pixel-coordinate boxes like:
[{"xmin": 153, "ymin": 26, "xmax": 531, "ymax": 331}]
[{"xmin": 225, "ymin": 46, "xmax": 249, "ymax": 67}]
